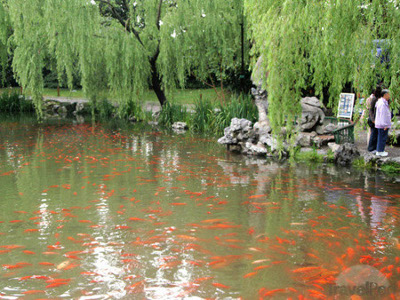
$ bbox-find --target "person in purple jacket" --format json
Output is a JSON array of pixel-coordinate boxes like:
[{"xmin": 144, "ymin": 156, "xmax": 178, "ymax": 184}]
[{"xmin": 375, "ymin": 89, "xmax": 392, "ymax": 157}]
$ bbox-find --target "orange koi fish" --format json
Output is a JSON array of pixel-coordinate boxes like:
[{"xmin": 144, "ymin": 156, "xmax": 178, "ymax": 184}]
[
  {"xmin": 212, "ymin": 282, "xmax": 230, "ymax": 289},
  {"xmin": 22, "ymin": 290, "xmax": 45, "ymax": 295}
]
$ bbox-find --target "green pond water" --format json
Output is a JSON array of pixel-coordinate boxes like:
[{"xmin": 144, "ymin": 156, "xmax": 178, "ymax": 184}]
[{"xmin": 0, "ymin": 115, "xmax": 400, "ymax": 300}]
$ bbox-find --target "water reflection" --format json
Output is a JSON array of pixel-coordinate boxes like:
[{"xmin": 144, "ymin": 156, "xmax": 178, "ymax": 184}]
[{"xmin": 0, "ymin": 117, "xmax": 400, "ymax": 299}]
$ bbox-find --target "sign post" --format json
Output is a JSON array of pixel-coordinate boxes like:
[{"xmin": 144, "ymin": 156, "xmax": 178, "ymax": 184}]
[{"xmin": 337, "ymin": 93, "xmax": 355, "ymax": 120}]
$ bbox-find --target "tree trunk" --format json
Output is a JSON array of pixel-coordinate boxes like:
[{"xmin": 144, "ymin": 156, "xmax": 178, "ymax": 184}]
[{"xmin": 150, "ymin": 57, "xmax": 167, "ymax": 106}]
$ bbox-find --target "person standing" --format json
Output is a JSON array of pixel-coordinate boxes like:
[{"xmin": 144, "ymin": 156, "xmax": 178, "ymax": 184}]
[
  {"xmin": 375, "ymin": 89, "xmax": 392, "ymax": 157},
  {"xmin": 366, "ymin": 86, "xmax": 382, "ymax": 152}
]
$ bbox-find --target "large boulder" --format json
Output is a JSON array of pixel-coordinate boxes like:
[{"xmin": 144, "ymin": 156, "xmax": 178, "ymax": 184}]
[
  {"xmin": 334, "ymin": 143, "xmax": 360, "ymax": 166},
  {"xmin": 299, "ymin": 97, "xmax": 326, "ymax": 132}
]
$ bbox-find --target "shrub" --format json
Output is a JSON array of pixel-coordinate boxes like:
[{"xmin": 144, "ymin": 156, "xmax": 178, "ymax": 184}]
[
  {"xmin": 158, "ymin": 102, "xmax": 189, "ymax": 128},
  {"xmin": 191, "ymin": 98, "xmax": 215, "ymax": 133},
  {"xmin": 352, "ymin": 158, "xmax": 374, "ymax": 170},
  {"xmin": 214, "ymin": 94, "xmax": 258, "ymax": 134},
  {"xmin": 89, "ymin": 98, "xmax": 114, "ymax": 119},
  {"xmin": 381, "ymin": 162, "xmax": 400, "ymax": 175},
  {"xmin": 0, "ymin": 91, "xmax": 34, "ymax": 113}
]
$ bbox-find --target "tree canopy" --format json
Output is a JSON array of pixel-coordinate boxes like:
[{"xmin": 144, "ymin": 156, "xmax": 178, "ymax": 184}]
[
  {"xmin": 1, "ymin": 0, "xmax": 246, "ymax": 118},
  {"xmin": 0, "ymin": 1, "xmax": 8, "ymax": 84},
  {"xmin": 245, "ymin": 0, "xmax": 400, "ymax": 135}
]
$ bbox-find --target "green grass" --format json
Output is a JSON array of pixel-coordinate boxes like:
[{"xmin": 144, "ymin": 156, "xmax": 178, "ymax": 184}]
[
  {"xmin": 0, "ymin": 87, "xmax": 224, "ymax": 104},
  {"xmin": 0, "ymin": 87, "xmax": 85, "ymax": 99},
  {"xmin": 352, "ymin": 157, "xmax": 374, "ymax": 170},
  {"xmin": 294, "ymin": 149, "xmax": 324, "ymax": 163},
  {"xmin": 381, "ymin": 162, "xmax": 400, "ymax": 175}
]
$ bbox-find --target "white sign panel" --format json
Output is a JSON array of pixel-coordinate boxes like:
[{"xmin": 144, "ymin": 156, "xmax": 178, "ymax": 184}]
[{"xmin": 337, "ymin": 93, "xmax": 355, "ymax": 120}]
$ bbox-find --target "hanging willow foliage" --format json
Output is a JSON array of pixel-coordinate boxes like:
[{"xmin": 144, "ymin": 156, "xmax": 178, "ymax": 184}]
[
  {"xmin": 2, "ymin": 0, "xmax": 246, "ymax": 119},
  {"xmin": 0, "ymin": 1, "xmax": 8, "ymax": 85},
  {"xmin": 245, "ymin": 0, "xmax": 400, "ymax": 138}
]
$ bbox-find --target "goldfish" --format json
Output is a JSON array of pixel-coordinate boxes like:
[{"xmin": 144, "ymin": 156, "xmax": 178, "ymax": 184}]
[
  {"xmin": 212, "ymin": 282, "xmax": 230, "ymax": 289},
  {"xmin": 243, "ymin": 271, "xmax": 258, "ymax": 278},
  {"xmin": 46, "ymin": 282, "xmax": 69, "ymax": 288},
  {"xmin": 22, "ymin": 290, "xmax": 45, "ymax": 294},
  {"xmin": 39, "ymin": 262, "xmax": 55, "ymax": 266}
]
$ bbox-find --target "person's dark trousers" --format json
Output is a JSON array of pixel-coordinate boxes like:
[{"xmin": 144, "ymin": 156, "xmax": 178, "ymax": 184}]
[
  {"xmin": 367, "ymin": 118, "xmax": 378, "ymax": 152},
  {"xmin": 377, "ymin": 128, "xmax": 389, "ymax": 152}
]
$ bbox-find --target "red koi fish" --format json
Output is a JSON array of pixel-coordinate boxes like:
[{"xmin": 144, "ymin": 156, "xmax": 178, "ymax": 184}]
[
  {"xmin": 22, "ymin": 290, "xmax": 45, "ymax": 295},
  {"xmin": 39, "ymin": 262, "xmax": 54, "ymax": 266},
  {"xmin": 212, "ymin": 282, "xmax": 230, "ymax": 289},
  {"xmin": 129, "ymin": 217, "xmax": 146, "ymax": 221},
  {"xmin": 46, "ymin": 282, "xmax": 69, "ymax": 288}
]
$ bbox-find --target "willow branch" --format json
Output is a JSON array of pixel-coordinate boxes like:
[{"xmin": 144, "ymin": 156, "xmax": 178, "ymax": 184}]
[
  {"xmin": 95, "ymin": 0, "xmax": 144, "ymax": 47},
  {"xmin": 156, "ymin": 0, "xmax": 163, "ymax": 30}
]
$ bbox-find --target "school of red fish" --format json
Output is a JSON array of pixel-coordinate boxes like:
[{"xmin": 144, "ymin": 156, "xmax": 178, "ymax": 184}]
[{"xmin": 0, "ymin": 120, "xmax": 400, "ymax": 299}]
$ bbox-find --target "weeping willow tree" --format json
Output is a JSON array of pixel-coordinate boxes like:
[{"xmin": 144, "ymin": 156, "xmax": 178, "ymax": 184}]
[
  {"xmin": 1, "ymin": 0, "xmax": 246, "ymax": 119},
  {"xmin": 245, "ymin": 0, "xmax": 400, "ymax": 138},
  {"xmin": 0, "ymin": 1, "xmax": 8, "ymax": 85}
]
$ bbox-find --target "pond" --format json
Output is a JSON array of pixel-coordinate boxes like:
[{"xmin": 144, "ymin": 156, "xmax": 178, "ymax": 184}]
[{"xmin": 0, "ymin": 115, "xmax": 399, "ymax": 299}]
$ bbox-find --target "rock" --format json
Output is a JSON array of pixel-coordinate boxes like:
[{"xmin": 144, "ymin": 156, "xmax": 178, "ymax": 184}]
[
  {"xmin": 389, "ymin": 157, "xmax": 400, "ymax": 164},
  {"xmin": 218, "ymin": 118, "xmax": 255, "ymax": 146},
  {"xmin": 53, "ymin": 105, "xmax": 60, "ymax": 113},
  {"xmin": 258, "ymin": 133, "xmax": 272, "ymax": 145},
  {"xmin": 251, "ymin": 56, "xmax": 268, "ymax": 88},
  {"xmin": 74, "ymin": 115, "xmax": 85, "ymax": 125},
  {"xmin": 254, "ymin": 122, "xmax": 272, "ymax": 135},
  {"xmin": 363, "ymin": 152, "xmax": 379, "ymax": 164},
  {"xmin": 301, "ymin": 97, "xmax": 324, "ymax": 109},
  {"xmin": 324, "ymin": 123, "xmax": 337, "ymax": 134},
  {"xmin": 229, "ymin": 118, "xmax": 252, "ymax": 133},
  {"xmin": 218, "ymin": 135, "xmax": 237, "ymax": 145},
  {"xmin": 74, "ymin": 102, "xmax": 85, "ymax": 115},
  {"xmin": 316, "ymin": 125, "xmax": 324, "ymax": 135},
  {"xmin": 228, "ymin": 145, "xmax": 242, "ymax": 153},
  {"xmin": 128, "ymin": 115, "xmax": 137, "ymax": 123},
  {"xmin": 172, "ymin": 129, "xmax": 186, "ymax": 134},
  {"xmin": 172, "ymin": 122, "xmax": 188, "ymax": 130},
  {"xmin": 245, "ymin": 142, "xmax": 268, "ymax": 156},
  {"xmin": 296, "ymin": 133, "xmax": 313, "ymax": 147},
  {"xmin": 300, "ymin": 97, "xmax": 325, "ymax": 131},
  {"xmin": 152, "ymin": 111, "xmax": 160, "ymax": 119},
  {"xmin": 148, "ymin": 121, "xmax": 159, "ymax": 126},
  {"xmin": 328, "ymin": 142, "xmax": 340, "ymax": 153},
  {"xmin": 334, "ymin": 143, "xmax": 360, "ymax": 166},
  {"xmin": 312, "ymin": 135, "xmax": 335, "ymax": 148},
  {"xmin": 58, "ymin": 106, "xmax": 68, "ymax": 117},
  {"xmin": 240, "ymin": 119, "xmax": 252, "ymax": 130}
]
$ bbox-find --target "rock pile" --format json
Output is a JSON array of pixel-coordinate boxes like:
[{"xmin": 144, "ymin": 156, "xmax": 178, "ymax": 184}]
[
  {"xmin": 44, "ymin": 100, "xmax": 88, "ymax": 119},
  {"xmin": 218, "ymin": 96, "xmax": 338, "ymax": 157}
]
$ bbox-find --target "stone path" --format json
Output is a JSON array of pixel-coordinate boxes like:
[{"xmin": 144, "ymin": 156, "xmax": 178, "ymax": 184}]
[
  {"xmin": 43, "ymin": 96, "xmax": 88, "ymax": 104},
  {"xmin": 355, "ymin": 123, "xmax": 400, "ymax": 158},
  {"xmin": 42, "ymin": 96, "xmax": 195, "ymax": 114}
]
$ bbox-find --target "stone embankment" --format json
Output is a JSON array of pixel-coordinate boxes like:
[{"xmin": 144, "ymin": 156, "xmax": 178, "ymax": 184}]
[{"xmin": 218, "ymin": 116, "xmax": 400, "ymax": 168}]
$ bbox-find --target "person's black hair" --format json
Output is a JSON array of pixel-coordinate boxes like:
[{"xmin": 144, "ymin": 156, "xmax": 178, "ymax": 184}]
[{"xmin": 373, "ymin": 86, "xmax": 382, "ymax": 98}]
